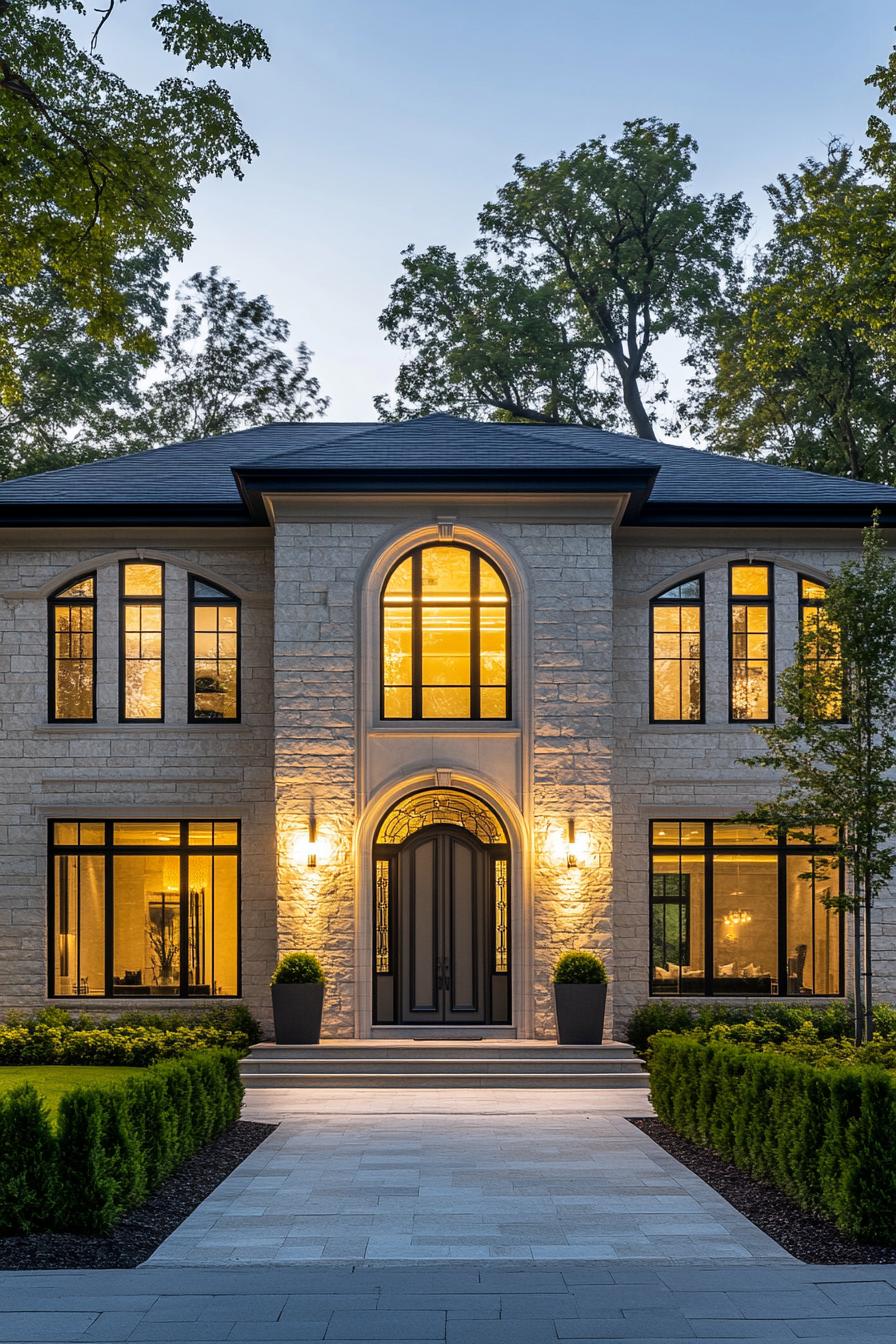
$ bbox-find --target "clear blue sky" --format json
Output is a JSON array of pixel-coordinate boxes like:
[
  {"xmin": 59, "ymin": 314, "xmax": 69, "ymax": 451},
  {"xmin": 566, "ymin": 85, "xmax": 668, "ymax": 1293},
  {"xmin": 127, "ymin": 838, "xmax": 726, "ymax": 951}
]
[{"xmin": 82, "ymin": 0, "xmax": 896, "ymax": 422}]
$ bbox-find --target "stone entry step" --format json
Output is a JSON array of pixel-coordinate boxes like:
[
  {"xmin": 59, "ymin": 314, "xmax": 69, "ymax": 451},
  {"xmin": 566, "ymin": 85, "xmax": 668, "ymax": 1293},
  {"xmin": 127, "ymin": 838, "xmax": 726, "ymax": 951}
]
[{"xmin": 240, "ymin": 1039, "xmax": 647, "ymax": 1088}]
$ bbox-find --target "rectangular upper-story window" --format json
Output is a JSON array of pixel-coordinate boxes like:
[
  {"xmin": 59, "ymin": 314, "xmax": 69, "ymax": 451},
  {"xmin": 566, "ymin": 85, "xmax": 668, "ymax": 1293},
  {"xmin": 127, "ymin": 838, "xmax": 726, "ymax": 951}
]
[
  {"xmin": 50, "ymin": 819, "xmax": 240, "ymax": 998},
  {"xmin": 49, "ymin": 575, "xmax": 96, "ymax": 721},
  {"xmin": 120, "ymin": 561, "xmax": 164, "ymax": 721},
  {"xmin": 650, "ymin": 820, "xmax": 842, "ymax": 998},
  {"xmin": 799, "ymin": 575, "xmax": 843, "ymax": 721},
  {"xmin": 650, "ymin": 577, "xmax": 703, "ymax": 722},
  {"xmin": 729, "ymin": 562, "xmax": 773, "ymax": 721}
]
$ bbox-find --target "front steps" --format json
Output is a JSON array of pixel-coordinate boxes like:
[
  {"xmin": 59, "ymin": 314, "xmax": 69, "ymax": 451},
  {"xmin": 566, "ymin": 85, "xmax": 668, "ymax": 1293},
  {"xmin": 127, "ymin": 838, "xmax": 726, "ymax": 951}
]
[{"xmin": 239, "ymin": 1039, "xmax": 647, "ymax": 1088}]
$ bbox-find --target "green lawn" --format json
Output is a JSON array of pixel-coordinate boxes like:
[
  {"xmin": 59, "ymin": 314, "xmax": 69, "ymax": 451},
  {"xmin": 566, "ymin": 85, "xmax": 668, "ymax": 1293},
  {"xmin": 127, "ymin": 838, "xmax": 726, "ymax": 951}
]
[{"xmin": 0, "ymin": 1065, "xmax": 145, "ymax": 1115}]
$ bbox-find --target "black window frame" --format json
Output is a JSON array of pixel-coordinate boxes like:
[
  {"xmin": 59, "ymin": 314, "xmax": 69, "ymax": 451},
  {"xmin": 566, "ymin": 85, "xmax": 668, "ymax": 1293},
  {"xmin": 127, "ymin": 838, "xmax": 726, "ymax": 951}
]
[
  {"xmin": 649, "ymin": 575, "xmax": 705, "ymax": 724},
  {"xmin": 48, "ymin": 818, "xmax": 241, "ymax": 999},
  {"xmin": 728, "ymin": 561, "xmax": 774, "ymax": 724},
  {"xmin": 188, "ymin": 575, "xmax": 241, "ymax": 724},
  {"xmin": 118, "ymin": 560, "xmax": 165, "ymax": 723},
  {"xmin": 648, "ymin": 819, "xmax": 844, "ymax": 999},
  {"xmin": 48, "ymin": 572, "xmax": 97, "ymax": 723},
  {"xmin": 380, "ymin": 542, "xmax": 511, "ymax": 722},
  {"xmin": 798, "ymin": 573, "xmax": 846, "ymax": 724}
]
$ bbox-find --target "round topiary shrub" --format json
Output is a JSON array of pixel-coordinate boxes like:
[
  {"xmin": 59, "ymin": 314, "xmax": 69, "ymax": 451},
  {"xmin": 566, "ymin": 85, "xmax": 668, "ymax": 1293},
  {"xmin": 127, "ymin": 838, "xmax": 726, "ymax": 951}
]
[
  {"xmin": 552, "ymin": 950, "xmax": 608, "ymax": 985},
  {"xmin": 270, "ymin": 952, "xmax": 325, "ymax": 986}
]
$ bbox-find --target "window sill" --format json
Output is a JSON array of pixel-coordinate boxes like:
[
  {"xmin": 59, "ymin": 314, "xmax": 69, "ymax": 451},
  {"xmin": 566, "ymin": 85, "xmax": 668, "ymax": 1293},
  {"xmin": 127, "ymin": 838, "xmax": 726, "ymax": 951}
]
[
  {"xmin": 369, "ymin": 721, "xmax": 521, "ymax": 735},
  {"xmin": 48, "ymin": 995, "xmax": 244, "ymax": 1005},
  {"xmin": 35, "ymin": 721, "xmax": 250, "ymax": 734},
  {"xmin": 640, "ymin": 721, "xmax": 775, "ymax": 733}
]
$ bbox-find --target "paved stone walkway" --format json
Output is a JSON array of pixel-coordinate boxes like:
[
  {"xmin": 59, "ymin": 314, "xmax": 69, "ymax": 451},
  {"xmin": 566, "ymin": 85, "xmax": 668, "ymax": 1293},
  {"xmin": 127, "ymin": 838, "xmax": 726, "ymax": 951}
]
[
  {"xmin": 3, "ymin": 1262, "xmax": 896, "ymax": 1341},
  {"xmin": 149, "ymin": 1089, "xmax": 785, "ymax": 1264}
]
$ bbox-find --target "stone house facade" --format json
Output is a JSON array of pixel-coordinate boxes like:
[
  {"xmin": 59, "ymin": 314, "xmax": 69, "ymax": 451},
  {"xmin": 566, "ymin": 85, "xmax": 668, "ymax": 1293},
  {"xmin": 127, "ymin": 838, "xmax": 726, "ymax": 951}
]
[{"xmin": 0, "ymin": 414, "xmax": 894, "ymax": 1037}]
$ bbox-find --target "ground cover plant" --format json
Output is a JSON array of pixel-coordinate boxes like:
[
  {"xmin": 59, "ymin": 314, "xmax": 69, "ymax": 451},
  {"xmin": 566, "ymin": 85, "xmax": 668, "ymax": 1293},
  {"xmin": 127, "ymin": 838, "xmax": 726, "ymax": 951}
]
[
  {"xmin": 647, "ymin": 1029, "xmax": 896, "ymax": 1243},
  {"xmin": 0, "ymin": 1047, "xmax": 243, "ymax": 1235},
  {"xmin": 0, "ymin": 1005, "xmax": 260, "ymax": 1065}
]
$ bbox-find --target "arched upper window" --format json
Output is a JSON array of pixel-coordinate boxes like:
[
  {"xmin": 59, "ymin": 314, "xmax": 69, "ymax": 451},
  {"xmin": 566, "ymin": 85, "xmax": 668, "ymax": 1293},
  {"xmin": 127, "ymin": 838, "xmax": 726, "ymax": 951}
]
[
  {"xmin": 650, "ymin": 577, "xmax": 703, "ymax": 723},
  {"xmin": 49, "ymin": 574, "xmax": 96, "ymax": 722},
  {"xmin": 189, "ymin": 576, "xmax": 240, "ymax": 722},
  {"xmin": 381, "ymin": 543, "xmax": 510, "ymax": 720}
]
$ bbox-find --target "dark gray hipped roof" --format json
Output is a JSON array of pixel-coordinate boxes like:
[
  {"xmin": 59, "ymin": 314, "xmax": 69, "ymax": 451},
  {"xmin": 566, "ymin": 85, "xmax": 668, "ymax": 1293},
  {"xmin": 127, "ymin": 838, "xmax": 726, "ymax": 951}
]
[{"xmin": 0, "ymin": 412, "xmax": 894, "ymax": 527}]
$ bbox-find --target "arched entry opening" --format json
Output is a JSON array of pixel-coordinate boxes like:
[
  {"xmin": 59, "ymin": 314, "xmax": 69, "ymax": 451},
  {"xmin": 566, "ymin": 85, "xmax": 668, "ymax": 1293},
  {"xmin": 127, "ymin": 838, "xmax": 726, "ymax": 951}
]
[{"xmin": 372, "ymin": 789, "xmax": 511, "ymax": 1026}]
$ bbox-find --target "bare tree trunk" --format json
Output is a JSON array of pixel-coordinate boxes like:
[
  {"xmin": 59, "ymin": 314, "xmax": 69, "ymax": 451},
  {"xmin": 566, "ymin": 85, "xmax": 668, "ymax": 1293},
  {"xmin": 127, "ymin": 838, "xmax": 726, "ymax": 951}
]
[
  {"xmin": 621, "ymin": 371, "xmax": 657, "ymax": 442},
  {"xmin": 864, "ymin": 871, "xmax": 874, "ymax": 1041}
]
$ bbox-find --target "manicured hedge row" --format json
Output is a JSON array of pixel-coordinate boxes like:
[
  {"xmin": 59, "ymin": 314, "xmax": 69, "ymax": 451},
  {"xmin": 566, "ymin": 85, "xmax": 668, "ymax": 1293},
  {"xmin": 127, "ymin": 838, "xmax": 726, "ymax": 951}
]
[
  {"xmin": 0, "ymin": 1005, "xmax": 260, "ymax": 1065},
  {"xmin": 625, "ymin": 1000, "xmax": 896, "ymax": 1055},
  {"xmin": 0, "ymin": 1049, "xmax": 243, "ymax": 1235},
  {"xmin": 648, "ymin": 1033, "xmax": 896, "ymax": 1243}
]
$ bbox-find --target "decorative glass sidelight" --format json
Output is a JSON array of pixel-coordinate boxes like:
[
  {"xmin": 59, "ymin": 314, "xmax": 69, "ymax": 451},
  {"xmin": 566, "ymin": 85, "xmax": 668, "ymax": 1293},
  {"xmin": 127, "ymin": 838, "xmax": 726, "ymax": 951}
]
[
  {"xmin": 375, "ymin": 859, "xmax": 390, "ymax": 974},
  {"xmin": 494, "ymin": 858, "xmax": 508, "ymax": 974}
]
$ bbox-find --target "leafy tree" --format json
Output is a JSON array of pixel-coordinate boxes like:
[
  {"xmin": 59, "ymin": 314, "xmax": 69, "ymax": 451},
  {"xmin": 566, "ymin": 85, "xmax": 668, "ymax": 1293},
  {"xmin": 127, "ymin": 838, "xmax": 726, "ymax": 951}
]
[
  {"xmin": 685, "ymin": 146, "xmax": 896, "ymax": 482},
  {"xmin": 0, "ymin": 254, "xmax": 165, "ymax": 479},
  {"xmin": 0, "ymin": 0, "xmax": 269, "ymax": 401},
  {"xmin": 114, "ymin": 268, "xmax": 329, "ymax": 451},
  {"xmin": 739, "ymin": 520, "xmax": 896, "ymax": 1042},
  {"xmin": 376, "ymin": 118, "xmax": 750, "ymax": 440}
]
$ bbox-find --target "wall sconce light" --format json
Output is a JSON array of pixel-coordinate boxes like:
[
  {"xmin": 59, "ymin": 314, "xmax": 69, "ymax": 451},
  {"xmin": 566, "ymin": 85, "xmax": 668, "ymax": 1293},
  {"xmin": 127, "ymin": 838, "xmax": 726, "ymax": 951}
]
[
  {"xmin": 567, "ymin": 819, "xmax": 588, "ymax": 867},
  {"xmin": 288, "ymin": 813, "xmax": 326, "ymax": 868}
]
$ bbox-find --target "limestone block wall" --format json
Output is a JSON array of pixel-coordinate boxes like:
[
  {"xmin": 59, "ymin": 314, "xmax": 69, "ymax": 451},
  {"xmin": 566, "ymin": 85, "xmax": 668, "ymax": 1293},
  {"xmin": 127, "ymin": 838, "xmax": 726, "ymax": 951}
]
[
  {"xmin": 505, "ymin": 519, "xmax": 615, "ymax": 1038},
  {"xmin": 272, "ymin": 505, "xmax": 617, "ymax": 1040},
  {"xmin": 272, "ymin": 519, "xmax": 376, "ymax": 1036},
  {"xmin": 0, "ymin": 535, "xmax": 276, "ymax": 1027},
  {"xmin": 610, "ymin": 535, "xmax": 896, "ymax": 1032}
]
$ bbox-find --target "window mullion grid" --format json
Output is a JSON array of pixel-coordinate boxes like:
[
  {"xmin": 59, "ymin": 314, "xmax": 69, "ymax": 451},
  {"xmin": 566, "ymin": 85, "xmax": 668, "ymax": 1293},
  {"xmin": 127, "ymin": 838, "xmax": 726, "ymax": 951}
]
[
  {"xmin": 103, "ymin": 821, "xmax": 114, "ymax": 997},
  {"xmin": 179, "ymin": 822, "xmax": 189, "ymax": 996},
  {"xmin": 411, "ymin": 550, "xmax": 423, "ymax": 720},
  {"xmin": 471, "ymin": 552, "xmax": 481, "ymax": 721}
]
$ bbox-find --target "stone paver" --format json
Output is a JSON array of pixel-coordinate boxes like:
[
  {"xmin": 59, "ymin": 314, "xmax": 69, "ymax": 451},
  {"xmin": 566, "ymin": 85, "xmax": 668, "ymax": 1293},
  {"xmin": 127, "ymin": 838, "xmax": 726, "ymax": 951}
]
[
  {"xmin": 148, "ymin": 1089, "xmax": 785, "ymax": 1264},
  {"xmin": 3, "ymin": 1263, "xmax": 896, "ymax": 1342}
]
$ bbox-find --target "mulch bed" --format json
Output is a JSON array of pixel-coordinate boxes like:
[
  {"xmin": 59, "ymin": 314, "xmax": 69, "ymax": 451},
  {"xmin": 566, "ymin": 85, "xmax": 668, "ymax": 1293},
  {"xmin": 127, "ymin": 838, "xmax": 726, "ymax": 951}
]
[
  {"xmin": 632, "ymin": 1115, "xmax": 896, "ymax": 1264},
  {"xmin": 0, "ymin": 1120, "xmax": 276, "ymax": 1270}
]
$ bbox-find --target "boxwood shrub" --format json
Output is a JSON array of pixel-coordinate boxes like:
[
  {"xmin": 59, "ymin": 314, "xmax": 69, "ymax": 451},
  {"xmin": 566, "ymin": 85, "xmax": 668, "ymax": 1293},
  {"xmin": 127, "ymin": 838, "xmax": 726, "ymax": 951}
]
[
  {"xmin": 0, "ymin": 1005, "xmax": 260, "ymax": 1066},
  {"xmin": 648, "ymin": 1032, "xmax": 896, "ymax": 1243},
  {"xmin": 0, "ymin": 1048, "xmax": 243, "ymax": 1234}
]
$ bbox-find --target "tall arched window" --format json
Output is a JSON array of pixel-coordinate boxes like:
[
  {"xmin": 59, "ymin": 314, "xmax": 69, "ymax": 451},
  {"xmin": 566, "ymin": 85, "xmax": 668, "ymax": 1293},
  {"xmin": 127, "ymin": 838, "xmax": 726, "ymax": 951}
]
[
  {"xmin": 650, "ymin": 577, "xmax": 703, "ymax": 722},
  {"xmin": 189, "ymin": 576, "xmax": 240, "ymax": 722},
  {"xmin": 49, "ymin": 574, "xmax": 96, "ymax": 722},
  {"xmin": 381, "ymin": 543, "xmax": 510, "ymax": 720}
]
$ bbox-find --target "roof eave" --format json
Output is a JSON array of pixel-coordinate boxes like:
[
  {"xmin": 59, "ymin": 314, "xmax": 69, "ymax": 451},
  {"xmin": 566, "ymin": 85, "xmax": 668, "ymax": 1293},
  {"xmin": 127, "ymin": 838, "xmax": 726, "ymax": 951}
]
[
  {"xmin": 232, "ymin": 464, "xmax": 660, "ymax": 522},
  {"xmin": 0, "ymin": 501, "xmax": 258, "ymax": 528},
  {"xmin": 632, "ymin": 500, "xmax": 896, "ymax": 528}
]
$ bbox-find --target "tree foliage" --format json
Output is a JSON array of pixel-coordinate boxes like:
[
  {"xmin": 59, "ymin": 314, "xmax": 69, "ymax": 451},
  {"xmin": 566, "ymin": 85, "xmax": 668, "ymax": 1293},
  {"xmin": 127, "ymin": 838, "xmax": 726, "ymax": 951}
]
[
  {"xmin": 739, "ymin": 521, "xmax": 896, "ymax": 1040},
  {"xmin": 0, "ymin": 268, "xmax": 327, "ymax": 478},
  {"xmin": 0, "ymin": 254, "xmax": 165, "ymax": 479},
  {"xmin": 377, "ymin": 118, "xmax": 750, "ymax": 440},
  {"xmin": 116, "ymin": 268, "xmax": 328, "ymax": 451},
  {"xmin": 0, "ymin": 0, "xmax": 269, "ymax": 401},
  {"xmin": 685, "ymin": 146, "xmax": 896, "ymax": 482}
]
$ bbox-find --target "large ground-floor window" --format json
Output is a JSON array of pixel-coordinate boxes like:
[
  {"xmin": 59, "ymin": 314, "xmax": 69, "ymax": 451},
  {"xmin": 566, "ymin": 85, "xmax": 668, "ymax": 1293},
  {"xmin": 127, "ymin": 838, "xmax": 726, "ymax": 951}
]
[
  {"xmin": 50, "ymin": 820, "xmax": 240, "ymax": 998},
  {"xmin": 650, "ymin": 820, "xmax": 843, "ymax": 997}
]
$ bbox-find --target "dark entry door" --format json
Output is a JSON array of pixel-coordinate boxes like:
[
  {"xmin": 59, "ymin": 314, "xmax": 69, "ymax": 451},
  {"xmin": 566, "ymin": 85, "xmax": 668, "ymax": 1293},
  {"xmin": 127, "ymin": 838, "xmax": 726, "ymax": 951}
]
[{"xmin": 398, "ymin": 828, "xmax": 487, "ymax": 1024}]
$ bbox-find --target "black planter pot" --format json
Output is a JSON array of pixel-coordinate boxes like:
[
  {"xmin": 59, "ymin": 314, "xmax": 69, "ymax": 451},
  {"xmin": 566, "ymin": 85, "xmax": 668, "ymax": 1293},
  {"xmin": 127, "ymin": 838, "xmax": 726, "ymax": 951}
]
[
  {"xmin": 271, "ymin": 982, "xmax": 325, "ymax": 1044},
  {"xmin": 553, "ymin": 982, "xmax": 608, "ymax": 1045}
]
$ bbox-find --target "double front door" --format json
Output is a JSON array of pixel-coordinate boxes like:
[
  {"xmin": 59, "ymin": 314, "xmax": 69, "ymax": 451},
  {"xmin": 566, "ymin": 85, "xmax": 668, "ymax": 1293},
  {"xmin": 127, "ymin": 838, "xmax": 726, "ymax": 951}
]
[{"xmin": 398, "ymin": 828, "xmax": 487, "ymax": 1023}]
